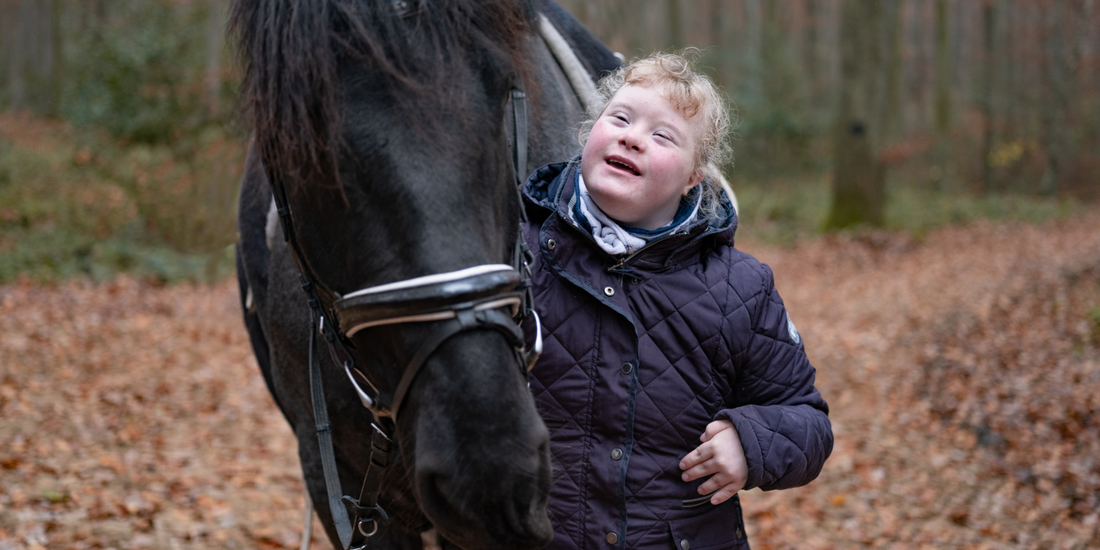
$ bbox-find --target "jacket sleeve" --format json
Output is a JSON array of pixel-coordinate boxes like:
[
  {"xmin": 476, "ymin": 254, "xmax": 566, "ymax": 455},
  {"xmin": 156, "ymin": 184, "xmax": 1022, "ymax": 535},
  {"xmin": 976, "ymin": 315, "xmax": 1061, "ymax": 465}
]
[{"xmin": 715, "ymin": 260, "xmax": 833, "ymax": 492}]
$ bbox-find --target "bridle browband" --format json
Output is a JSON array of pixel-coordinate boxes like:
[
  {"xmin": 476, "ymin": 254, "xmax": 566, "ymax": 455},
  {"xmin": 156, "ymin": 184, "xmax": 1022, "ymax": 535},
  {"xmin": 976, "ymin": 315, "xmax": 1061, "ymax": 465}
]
[{"xmin": 265, "ymin": 83, "xmax": 538, "ymax": 550}]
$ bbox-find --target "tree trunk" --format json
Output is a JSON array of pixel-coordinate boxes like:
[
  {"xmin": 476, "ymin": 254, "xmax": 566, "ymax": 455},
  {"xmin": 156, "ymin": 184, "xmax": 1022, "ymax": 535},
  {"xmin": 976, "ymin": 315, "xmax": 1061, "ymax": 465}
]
[
  {"xmin": 1040, "ymin": 0, "xmax": 1068, "ymax": 196},
  {"xmin": 803, "ymin": 0, "xmax": 820, "ymax": 96},
  {"xmin": 933, "ymin": 0, "xmax": 951, "ymax": 190},
  {"xmin": 879, "ymin": 0, "xmax": 904, "ymax": 144},
  {"xmin": 46, "ymin": 0, "xmax": 62, "ymax": 117},
  {"xmin": 825, "ymin": 0, "xmax": 886, "ymax": 230},
  {"xmin": 760, "ymin": 1, "xmax": 785, "ymax": 110},
  {"xmin": 5, "ymin": 0, "xmax": 62, "ymax": 115},
  {"xmin": 708, "ymin": 0, "xmax": 728, "ymax": 90},
  {"xmin": 1, "ymin": 1, "xmax": 15, "ymax": 108},
  {"xmin": 206, "ymin": 0, "xmax": 224, "ymax": 115},
  {"xmin": 666, "ymin": 0, "xmax": 683, "ymax": 48},
  {"xmin": 1000, "ymin": 0, "xmax": 1016, "ymax": 148},
  {"xmin": 1085, "ymin": 0, "xmax": 1097, "ymax": 160},
  {"xmin": 743, "ymin": 0, "xmax": 762, "ymax": 101},
  {"xmin": 980, "ymin": 0, "xmax": 996, "ymax": 194},
  {"xmin": 10, "ymin": 0, "xmax": 35, "ymax": 111}
]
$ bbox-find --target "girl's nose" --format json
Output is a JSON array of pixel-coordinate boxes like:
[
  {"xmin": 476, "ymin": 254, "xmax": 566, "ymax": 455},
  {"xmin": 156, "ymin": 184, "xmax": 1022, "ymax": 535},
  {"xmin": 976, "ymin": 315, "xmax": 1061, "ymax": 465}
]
[{"xmin": 619, "ymin": 128, "xmax": 644, "ymax": 152}]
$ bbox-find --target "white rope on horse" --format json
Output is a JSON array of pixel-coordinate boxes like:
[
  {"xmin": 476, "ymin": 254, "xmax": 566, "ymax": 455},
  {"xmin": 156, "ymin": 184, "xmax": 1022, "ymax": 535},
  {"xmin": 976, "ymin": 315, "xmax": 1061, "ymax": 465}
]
[{"xmin": 537, "ymin": 14, "xmax": 598, "ymax": 113}]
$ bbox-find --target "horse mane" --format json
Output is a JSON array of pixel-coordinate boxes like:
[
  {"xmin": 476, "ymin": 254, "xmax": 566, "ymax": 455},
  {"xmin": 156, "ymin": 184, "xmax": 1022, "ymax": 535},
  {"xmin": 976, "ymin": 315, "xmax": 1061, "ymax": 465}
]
[{"xmin": 230, "ymin": 0, "xmax": 536, "ymax": 193}]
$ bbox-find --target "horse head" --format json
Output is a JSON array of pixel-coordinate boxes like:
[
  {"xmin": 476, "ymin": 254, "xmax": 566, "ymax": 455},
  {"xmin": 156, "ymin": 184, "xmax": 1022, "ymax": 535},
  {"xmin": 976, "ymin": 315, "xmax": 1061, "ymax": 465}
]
[{"xmin": 232, "ymin": 1, "xmax": 558, "ymax": 547}]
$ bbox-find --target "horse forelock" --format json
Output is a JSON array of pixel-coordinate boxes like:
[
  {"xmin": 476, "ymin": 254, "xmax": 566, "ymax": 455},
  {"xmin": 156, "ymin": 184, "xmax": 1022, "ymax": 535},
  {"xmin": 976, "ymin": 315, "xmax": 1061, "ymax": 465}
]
[{"xmin": 230, "ymin": 0, "xmax": 537, "ymax": 197}]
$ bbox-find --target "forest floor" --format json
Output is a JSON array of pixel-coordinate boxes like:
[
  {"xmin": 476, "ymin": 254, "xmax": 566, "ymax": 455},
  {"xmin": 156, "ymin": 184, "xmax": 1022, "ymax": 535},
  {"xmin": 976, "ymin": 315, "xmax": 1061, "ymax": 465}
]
[{"xmin": 1, "ymin": 212, "xmax": 1099, "ymax": 549}]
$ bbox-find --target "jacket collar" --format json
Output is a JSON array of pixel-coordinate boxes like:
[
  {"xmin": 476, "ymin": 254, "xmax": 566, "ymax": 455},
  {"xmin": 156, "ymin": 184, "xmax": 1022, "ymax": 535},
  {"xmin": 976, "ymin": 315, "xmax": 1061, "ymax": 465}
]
[{"xmin": 523, "ymin": 156, "xmax": 739, "ymax": 270}]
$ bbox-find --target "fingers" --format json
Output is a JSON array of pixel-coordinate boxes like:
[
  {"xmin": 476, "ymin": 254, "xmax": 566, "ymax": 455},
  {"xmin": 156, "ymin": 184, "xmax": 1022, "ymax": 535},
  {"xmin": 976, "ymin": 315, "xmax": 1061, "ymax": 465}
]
[
  {"xmin": 708, "ymin": 482, "xmax": 742, "ymax": 505},
  {"xmin": 700, "ymin": 419, "xmax": 734, "ymax": 443},
  {"xmin": 695, "ymin": 465, "xmax": 746, "ymax": 497},
  {"xmin": 680, "ymin": 459, "xmax": 713, "ymax": 483},
  {"xmin": 681, "ymin": 423, "xmax": 749, "ymax": 494},
  {"xmin": 678, "ymin": 441, "xmax": 714, "ymax": 476}
]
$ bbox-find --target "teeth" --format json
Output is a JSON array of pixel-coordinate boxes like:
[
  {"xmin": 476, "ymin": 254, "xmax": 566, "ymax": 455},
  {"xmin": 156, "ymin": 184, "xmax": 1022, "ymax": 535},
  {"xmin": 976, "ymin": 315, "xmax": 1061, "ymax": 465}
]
[{"xmin": 608, "ymin": 159, "xmax": 637, "ymax": 174}]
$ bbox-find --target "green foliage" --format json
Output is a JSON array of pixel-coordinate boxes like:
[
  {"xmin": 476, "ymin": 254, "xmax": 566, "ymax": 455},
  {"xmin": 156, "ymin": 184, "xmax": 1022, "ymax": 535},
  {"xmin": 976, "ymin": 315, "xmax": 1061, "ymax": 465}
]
[
  {"xmin": 0, "ymin": 0, "xmax": 242, "ymax": 284},
  {"xmin": 1089, "ymin": 307, "xmax": 1100, "ymax": 345},
  {"xmin": 61, "ymin": 1, "xmax": 233, "ymax": 144},
  {"xmin": 0, "ymin": 225, "xmax": 231, "ymax": 284},
  {"xmin": 883, "ymin": 183, "xmax": 1081, "ymax": 234},
  {"xmin": 733, "ymin": 109, "xmax": 825, "ymax": 178},
  {"xmin": 730, "ymin": 174, "xmax": 1083, "ymax": 245},
  {"xmin": 731, "ymin": 177, "xmax": 831, "ymax": 245},
  {"xmin": 0, "ymin": 122, "xmax": 239, "ymax": 285},
  {"xmin": 87, "ymin": 130, "xmax": 242, "ymax": 255}
]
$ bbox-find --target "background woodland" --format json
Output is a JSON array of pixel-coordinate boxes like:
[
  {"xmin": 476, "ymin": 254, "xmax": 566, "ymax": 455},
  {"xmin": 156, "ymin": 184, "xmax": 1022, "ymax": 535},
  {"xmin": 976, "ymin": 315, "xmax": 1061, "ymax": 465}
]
[
  {"xmin": 1, "ymin": 1, "xmax": 1098, "ymax": 549},
  {"xmin": 1, "ymin": 0, "xmax": 1097, "ymax": 279}
]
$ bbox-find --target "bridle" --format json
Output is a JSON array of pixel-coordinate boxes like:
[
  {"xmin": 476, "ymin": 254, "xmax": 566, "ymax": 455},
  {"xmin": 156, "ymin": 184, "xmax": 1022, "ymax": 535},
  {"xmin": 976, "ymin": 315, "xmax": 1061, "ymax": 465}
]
[{"xmin": 265, "ymin": 86, "xmax": 538, "ymax": 550}]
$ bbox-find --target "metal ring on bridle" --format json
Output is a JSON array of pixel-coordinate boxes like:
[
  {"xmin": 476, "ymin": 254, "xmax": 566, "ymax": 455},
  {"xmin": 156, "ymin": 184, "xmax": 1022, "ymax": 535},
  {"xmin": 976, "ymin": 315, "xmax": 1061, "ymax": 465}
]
[{"xmin": 357, "ymin": 518, "xmax": 379, "ymax": 538}]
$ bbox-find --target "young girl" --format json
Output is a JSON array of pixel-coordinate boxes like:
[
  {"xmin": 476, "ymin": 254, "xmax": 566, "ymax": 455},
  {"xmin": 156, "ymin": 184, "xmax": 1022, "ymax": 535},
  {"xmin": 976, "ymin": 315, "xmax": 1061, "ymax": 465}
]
[{"xmin": 521, "ymin": 52, "xmax": 833, "ymax": 550}]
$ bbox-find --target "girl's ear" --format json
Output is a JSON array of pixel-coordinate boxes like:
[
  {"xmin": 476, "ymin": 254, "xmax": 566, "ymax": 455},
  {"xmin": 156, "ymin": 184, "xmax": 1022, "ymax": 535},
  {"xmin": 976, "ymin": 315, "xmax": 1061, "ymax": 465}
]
[{"xmin": 682, "ymin": 168, "xmax": 705, "ymax": 196}]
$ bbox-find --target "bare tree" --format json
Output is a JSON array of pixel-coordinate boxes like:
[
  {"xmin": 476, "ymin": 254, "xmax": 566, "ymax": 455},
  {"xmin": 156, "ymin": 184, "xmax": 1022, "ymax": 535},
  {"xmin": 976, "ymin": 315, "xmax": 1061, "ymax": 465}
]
[
  {"xmin": 879, "ymin": 0, "xmax": 904, "ymax": 143},
  {"xmin": 825, "ymin": 0, "xmax": 887, "ymax": 229},
  {"xmin": 933, "ymin": 0, "xmax": 951, "ymax": 190},
  {"xmin": 9, "ymin": 0, "xmax": 34, "ymax": 110},
  {"xmin": 980, "ymin": 0, "xmax": 997, "ymax": 194},
  {"xmin": 4, "ymin": 0, "xmax": 62, "ymax": 115},
  {"xmin": 666, "ymin": 0, "xmax": 683, "ymax": 48},
  {"xmin": 1041, "ymin": 0, "xmax": 1069, "ymax": 196},
  {"xmin": 803, "ymin": 0, "xmax": 821, "ymax": 97},
  {"xmin": 46, "ymin": 0, "xmax": 61, "ymax": 116},
  {"xmin": 205, "ymin": 0, "xmax": 225, "ymax": 114}
]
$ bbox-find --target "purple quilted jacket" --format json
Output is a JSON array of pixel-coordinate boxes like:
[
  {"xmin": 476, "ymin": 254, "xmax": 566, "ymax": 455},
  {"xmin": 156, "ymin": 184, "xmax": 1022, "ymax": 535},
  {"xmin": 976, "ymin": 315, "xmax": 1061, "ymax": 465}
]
[{"xmin": 521, "ymin": 158, "xmax": 833, "ymax": 550}]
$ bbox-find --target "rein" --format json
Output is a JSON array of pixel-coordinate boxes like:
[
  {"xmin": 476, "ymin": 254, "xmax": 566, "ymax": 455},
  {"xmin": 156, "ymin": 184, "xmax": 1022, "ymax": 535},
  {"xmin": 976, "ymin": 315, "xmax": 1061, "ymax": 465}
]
[{"xmin": 267, "ymin": 85, "xmax": 537, "ymax": 550}]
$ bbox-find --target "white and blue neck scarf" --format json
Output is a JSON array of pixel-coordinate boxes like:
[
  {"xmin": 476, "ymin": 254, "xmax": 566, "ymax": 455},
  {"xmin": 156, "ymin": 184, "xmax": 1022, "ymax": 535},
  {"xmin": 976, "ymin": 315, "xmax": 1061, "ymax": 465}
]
[{"xmin": 569, "ymin": 171, "xmax": 701, "ymax": 256}]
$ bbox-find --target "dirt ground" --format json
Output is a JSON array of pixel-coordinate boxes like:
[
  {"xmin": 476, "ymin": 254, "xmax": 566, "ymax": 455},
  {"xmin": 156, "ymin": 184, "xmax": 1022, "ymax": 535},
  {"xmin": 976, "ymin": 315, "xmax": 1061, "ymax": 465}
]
[{"xmin": 2, "ymin": 212, "xmax": 1099, "ymax": 549}]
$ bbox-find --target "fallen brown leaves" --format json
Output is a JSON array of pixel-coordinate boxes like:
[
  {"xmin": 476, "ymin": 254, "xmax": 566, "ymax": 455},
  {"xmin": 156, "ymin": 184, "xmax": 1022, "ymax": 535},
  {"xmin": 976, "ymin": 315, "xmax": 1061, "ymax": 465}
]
[
  {"xmin": 0, "ymin": 278, "xmax": 322, "ymax": 549},
  {"xmin": 740, "ymin": 212, "xmax": 1100, "ymax": 549},
  {"xmin": 1, "ymin": 213, "xmax": 1099, "ymax": 549}
]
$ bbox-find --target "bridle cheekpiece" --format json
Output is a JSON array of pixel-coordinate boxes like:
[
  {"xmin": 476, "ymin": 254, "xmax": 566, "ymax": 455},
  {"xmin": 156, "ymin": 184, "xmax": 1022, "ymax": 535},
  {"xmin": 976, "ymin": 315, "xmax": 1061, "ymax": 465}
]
[{"xmin": 264, "ymin": 84, "xmax": 537, "ymax": 550}]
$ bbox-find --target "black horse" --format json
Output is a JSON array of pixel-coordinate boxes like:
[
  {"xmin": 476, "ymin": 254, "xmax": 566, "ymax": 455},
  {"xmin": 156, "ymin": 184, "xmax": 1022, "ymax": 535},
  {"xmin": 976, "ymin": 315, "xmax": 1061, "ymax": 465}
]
[{"xmin": 231, "ymin": 1, "xmax": 617, "ymax": 548}]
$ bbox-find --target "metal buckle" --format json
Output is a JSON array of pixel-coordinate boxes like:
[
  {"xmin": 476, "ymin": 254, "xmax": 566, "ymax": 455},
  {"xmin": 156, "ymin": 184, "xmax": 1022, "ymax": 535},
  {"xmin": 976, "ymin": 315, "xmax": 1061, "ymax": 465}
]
[{"xmin": 524, "ymin": 310, "xmax": 542, "ymax": 371}]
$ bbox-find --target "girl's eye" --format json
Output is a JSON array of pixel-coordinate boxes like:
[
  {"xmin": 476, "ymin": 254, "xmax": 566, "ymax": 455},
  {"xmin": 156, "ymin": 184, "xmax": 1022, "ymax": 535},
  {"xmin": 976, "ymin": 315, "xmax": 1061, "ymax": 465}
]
[{"xmin": 655, "ymin": 132, "xmax": 674, "ymax": 143}]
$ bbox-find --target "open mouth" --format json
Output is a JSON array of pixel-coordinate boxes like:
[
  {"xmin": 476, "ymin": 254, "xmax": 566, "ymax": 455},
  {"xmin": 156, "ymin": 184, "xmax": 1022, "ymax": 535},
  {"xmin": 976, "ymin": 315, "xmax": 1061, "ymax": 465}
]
[{"xmin": 605, "ymin": 158, "xmax": 640, "ymax": 176}]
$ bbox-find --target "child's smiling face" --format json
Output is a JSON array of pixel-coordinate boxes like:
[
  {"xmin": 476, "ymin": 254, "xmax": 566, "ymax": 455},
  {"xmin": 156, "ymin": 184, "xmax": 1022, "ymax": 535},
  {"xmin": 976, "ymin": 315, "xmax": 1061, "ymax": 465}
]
[{"xmin": 580, "ymin": 84, "xmax": 703, "ymax": 231}]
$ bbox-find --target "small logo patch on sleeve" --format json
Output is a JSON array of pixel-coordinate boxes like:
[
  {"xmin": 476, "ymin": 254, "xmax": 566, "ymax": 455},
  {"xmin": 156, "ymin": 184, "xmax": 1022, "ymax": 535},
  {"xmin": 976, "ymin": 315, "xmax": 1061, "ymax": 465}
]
[{"xmin": 785, "ymin": 311, "xmax": 801, "ymax": 345}]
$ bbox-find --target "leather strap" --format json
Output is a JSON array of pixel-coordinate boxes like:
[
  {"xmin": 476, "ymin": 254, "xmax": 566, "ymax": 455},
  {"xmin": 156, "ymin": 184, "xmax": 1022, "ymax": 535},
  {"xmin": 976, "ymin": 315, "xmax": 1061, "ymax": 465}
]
[
  {"xmin": 390, "ymin": 307, "xmax": 525, "ymax": 417},
  {"xmin": 295, "ymin": 82, "xmax": 536, "ymax": 550},
  {"xmin": 309, "ymin": 318, "xmax": 356, "ymax": 548},
  {"xmin": 511, "ymin": 88, "xmax": 528, "ymax": 186}
]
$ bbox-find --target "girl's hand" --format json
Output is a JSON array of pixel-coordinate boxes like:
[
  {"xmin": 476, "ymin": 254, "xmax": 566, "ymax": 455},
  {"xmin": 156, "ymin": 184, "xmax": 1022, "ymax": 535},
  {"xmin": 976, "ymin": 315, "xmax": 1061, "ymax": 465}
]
[{"xmin": 678, "ymin": 420, "xmax": 748, "ymax": 505}]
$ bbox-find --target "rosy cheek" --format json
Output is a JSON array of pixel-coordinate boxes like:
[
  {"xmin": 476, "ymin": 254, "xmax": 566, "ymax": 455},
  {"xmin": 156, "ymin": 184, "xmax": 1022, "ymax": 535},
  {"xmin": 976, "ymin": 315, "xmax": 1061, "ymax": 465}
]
[{"xmin": 580, "ymin": 141, "xmax": 597, "ymax": 168}]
